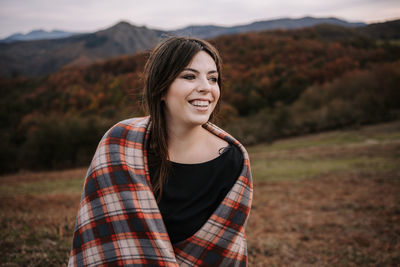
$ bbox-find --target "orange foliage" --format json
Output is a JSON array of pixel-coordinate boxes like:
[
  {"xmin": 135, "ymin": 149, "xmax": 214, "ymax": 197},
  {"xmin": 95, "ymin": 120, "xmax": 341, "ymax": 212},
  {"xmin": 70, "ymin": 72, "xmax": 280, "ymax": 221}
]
[{"xmin": 2, "ymin": 24, "xmax": 400, "ymax": 171}]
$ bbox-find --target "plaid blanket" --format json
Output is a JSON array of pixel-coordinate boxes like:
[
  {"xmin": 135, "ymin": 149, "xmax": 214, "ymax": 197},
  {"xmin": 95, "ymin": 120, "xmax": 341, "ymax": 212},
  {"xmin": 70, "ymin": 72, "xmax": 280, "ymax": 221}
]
[{"xmin": 68, "ymin": 116, "xmax": 253, "ymax": 266}]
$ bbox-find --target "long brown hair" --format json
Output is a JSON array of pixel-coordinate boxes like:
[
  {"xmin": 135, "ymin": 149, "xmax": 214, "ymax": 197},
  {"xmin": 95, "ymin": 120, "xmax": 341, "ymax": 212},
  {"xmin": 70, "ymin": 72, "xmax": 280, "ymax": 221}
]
[{"xmin": 143, "ymin": 36, "xmax": 223, "ymax": 201}]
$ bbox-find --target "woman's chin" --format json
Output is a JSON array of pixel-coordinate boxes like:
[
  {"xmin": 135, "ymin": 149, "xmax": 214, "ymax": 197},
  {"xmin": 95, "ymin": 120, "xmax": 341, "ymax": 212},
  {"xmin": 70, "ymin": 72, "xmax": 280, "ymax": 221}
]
[{"xmin": 187, "ymin": 114, "xmax": 212, "ymax": 126}]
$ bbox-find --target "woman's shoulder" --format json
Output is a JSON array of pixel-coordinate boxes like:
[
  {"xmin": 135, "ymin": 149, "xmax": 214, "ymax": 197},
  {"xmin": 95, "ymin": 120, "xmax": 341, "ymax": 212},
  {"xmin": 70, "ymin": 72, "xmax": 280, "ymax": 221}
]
[
  {"xmin": 88, "ymin": 116, "xmax": 150, "ymax": 175},
  {"xmin": 202, "ymin": 121, "xmax": 250, "ymax": 161},
  {"xmin": 113, "ymin": 116, "xmax": 150, "ymax": 133},
  {"xmin": 202, "ymin": 121, "xmax": 243, "ymax": 148},
  {"xmin": 102, "ymin": 116, "xmax": 150, "ymax": 140}
]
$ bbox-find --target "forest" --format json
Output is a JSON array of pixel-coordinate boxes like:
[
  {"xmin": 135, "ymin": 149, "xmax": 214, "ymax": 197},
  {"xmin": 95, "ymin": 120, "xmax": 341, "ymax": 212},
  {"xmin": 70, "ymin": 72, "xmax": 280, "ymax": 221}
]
[{"xmin": 1, "ymin": 22, "xmax": 400, "ymax": 173}]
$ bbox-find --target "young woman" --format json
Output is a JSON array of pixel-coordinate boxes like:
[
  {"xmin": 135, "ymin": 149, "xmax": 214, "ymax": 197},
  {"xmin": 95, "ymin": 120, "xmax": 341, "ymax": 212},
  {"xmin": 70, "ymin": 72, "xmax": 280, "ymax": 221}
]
[{"xmin": 68, "ymin": 37, "xmax": 253, "ymax": 266}]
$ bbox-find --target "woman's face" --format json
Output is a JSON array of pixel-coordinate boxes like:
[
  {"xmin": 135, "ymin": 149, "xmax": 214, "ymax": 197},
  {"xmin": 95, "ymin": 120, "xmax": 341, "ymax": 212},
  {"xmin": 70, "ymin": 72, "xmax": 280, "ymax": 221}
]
[{"xmin": 163, "ymin": 51, "xmax": 220, "ymax": 128}]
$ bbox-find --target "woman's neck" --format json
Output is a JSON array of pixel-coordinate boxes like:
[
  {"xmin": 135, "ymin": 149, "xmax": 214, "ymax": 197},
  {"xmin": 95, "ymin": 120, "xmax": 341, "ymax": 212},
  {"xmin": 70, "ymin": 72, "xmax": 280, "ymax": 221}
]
[
  {"xmin": 167, "ymin": 122, "xmax": 205, "ymax": 160},
  {"xmin": 166, "ymin": 121, "xmax": 228, "ymax": 164}
]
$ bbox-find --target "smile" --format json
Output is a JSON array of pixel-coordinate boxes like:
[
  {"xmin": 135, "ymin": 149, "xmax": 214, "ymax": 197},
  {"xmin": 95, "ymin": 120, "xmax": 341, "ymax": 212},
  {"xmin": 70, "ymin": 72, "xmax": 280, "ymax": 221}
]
[{"xmin": 189, "ymin": 100, "xmax": 210, "ymax": 107}]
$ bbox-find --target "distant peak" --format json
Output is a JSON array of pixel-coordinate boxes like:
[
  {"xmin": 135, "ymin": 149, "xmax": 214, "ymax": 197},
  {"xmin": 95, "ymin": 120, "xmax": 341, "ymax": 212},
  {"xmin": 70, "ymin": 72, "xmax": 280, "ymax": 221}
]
[
  {"xmin": 30, "ymin": 29, "xmax": 47, "ymax": 34},
  {"xmin": 115, "ymin": 21, "xmax": 133, "ymax": 27},
  {"xmin": 105, "ymin": 21, "xmax": 137, "ymax": 31}
]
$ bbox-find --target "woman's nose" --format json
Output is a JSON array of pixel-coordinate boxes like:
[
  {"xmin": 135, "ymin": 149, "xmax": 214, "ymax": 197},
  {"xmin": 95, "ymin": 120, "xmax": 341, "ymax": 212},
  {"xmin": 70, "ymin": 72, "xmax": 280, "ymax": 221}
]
[{"xmin": 197, "ymin": 77, "xmax": 212, "ymax": 92}]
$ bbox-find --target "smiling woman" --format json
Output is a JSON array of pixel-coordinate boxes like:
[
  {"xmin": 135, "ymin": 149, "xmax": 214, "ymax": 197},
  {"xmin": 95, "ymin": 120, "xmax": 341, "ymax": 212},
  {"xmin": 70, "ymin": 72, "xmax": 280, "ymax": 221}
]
[
  {"xmin": 68, "ymin": 36, "xmax": 253, "ymax": 266},
  {"xmin": 162, "ymin": 51, "xmax": 225, "ymax": 164}
]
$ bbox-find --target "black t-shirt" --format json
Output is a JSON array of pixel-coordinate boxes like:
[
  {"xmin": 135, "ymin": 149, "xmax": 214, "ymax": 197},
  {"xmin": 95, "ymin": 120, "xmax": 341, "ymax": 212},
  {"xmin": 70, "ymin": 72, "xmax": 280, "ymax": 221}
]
[{"xmin": 149, "ymin": 144, "xmax": 243, "ymax": 244}]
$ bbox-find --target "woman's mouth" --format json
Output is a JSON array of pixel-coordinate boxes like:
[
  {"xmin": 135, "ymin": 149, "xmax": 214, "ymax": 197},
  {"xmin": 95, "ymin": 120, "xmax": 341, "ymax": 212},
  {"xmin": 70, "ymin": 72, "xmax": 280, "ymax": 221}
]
[{"xmin": 188, "ymin": 99, "xmax": 211, "ymax": 111}]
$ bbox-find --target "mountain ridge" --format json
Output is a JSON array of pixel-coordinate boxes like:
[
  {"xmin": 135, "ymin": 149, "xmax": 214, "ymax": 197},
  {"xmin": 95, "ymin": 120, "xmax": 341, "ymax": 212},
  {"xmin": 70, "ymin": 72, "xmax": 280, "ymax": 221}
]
[
  {"xmin": 171, "ymin": 16, "xmax": 365, "ymax": 38},
  {"xmin": 1, "ymin": 17, "xmax": 397, "ymax": 77},
  {"xmin": 1, "ymin": 16, "xmax": 365, "ymax": 43},
  {"xmin": 1, "ymin": 29, "xmax": 79, "ymax": 43},
  {"xmin": 0, "ymin": 22, "xmax": 164, "ymax": 76}
]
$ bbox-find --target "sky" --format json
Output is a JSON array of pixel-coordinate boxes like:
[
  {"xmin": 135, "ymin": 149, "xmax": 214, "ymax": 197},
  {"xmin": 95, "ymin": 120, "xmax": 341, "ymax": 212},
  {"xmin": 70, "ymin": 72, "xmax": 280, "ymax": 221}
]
[{"xmin": 0, "ymin": 0, "xmax": 399, "ymax": 38}]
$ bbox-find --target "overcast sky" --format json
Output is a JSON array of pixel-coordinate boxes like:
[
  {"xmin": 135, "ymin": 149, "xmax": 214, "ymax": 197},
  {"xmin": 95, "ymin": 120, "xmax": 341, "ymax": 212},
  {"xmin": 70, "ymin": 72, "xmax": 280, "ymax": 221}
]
[{"xmin": 0, "ymin": 0, "xmax": 399, "ymax": 38}]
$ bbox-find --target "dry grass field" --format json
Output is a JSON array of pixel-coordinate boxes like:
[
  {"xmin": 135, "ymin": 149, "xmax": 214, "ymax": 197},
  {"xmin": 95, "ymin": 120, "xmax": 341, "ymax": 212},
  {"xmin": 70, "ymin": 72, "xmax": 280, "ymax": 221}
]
[{"xmin": 1, "ymin": 121, "xmax": 399, "ymax": 266}]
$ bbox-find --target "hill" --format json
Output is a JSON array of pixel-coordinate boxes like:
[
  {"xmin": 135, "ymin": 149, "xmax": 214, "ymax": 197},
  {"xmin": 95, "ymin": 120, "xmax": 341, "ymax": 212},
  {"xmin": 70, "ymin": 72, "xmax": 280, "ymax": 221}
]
[
  {"xmin": 0, "ymin": 29, "xmax": 78, "ymax": 43},
  {"xmin": 0, "ymin": 22, "xmax": 165, "ymax": 77},
  {"xmin": 171, "ymin": 16, "xmax": 365, "ymax": 38},
  {"xmin": 1, "ymin": 120, "xmax": 399, "ymax": 265},
  {"xmin": 0, "ymin": 16, "xmax": 368, "ymax": 77},
  {"xmin": 359, "ymin": 19, "xmax": 400, "ymax": 40},
  {"xmin": 1, "ymin": 21, "xmax": 400, "ymax": 173}
]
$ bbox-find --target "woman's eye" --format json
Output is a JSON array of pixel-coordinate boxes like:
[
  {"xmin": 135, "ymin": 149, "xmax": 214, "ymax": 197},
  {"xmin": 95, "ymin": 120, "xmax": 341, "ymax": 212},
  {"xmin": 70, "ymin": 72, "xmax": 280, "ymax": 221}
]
[
  {"xmin": 209, "ymin": 77, "xmax": 218, "ymax": 83},
  {"xmin": 182, "ymin": 75, "xmax": 195, "ymax": 80}
]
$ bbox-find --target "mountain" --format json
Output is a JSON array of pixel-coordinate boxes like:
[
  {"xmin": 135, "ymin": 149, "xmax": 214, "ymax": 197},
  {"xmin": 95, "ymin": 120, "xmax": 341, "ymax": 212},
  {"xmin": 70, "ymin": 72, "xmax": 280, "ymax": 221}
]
[
  {"xmin": 1, "ymin": 29, "xmax": 78, "ymax": 43},
  {"xmin": 171, "ymin": 17, "xmax": 365, "ymax": 39},
  {"xmin": 0, "ymin": 21, "xmax": 165, "ymax": 77},
  {"xmin": 359, "ymin": 19, "xmax": 400, "ymax": 40},
  {"xmin": 0, "ymin": 17, "xmax": 388, "ymax": 77}
]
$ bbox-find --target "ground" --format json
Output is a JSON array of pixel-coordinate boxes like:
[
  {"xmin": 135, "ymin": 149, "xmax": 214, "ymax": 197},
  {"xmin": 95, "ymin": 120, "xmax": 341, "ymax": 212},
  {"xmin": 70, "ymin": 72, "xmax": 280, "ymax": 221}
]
[{"xmin": 1, "ymin": 121, "xmax": 399, "ymax": 266}]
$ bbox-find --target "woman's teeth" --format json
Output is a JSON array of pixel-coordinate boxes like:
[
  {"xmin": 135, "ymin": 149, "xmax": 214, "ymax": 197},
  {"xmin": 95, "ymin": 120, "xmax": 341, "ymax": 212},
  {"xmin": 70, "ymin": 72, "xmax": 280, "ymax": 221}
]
[{"xmin": 190, "ymin": 100, "xmax": 209, "ymax": 107}]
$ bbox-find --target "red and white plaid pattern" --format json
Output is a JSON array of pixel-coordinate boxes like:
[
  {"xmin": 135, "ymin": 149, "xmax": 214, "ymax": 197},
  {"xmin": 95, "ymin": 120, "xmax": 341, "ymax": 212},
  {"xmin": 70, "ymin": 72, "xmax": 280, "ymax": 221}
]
[{"xmin": 68, "ymin": 116, "xmax": 253, "ymax": 266}]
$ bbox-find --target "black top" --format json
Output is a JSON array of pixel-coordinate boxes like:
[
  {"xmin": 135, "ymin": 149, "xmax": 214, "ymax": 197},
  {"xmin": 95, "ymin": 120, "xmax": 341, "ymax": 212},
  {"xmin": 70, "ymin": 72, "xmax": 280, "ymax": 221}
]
[{"xmin": 149, "ymin": 144, "xmax": 243, "ymax": 244}]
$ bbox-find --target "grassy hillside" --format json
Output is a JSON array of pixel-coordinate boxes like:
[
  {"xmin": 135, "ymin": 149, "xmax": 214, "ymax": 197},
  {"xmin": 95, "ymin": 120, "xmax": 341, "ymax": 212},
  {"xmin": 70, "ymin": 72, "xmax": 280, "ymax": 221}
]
[{"xmin": 1, "ymin": 120, "xmax": 399, "ymax": 266}]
